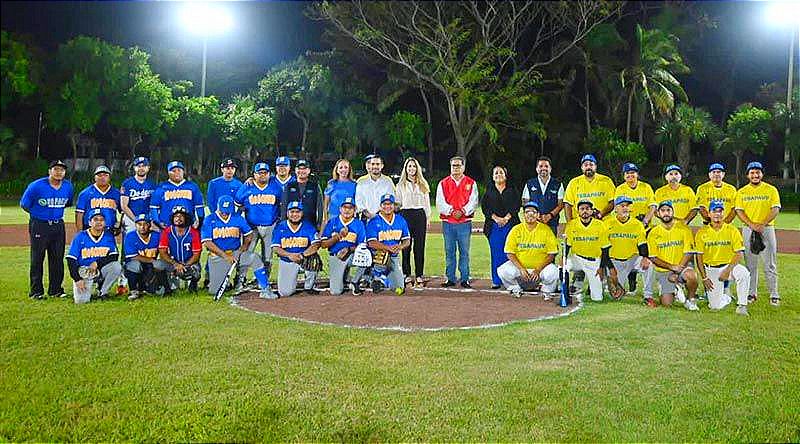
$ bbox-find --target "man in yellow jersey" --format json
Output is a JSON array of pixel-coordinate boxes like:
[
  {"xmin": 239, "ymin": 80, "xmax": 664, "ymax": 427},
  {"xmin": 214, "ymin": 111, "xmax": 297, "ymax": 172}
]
[
  {"xmin": 694, "ymin": 200, "xmax": 750, "ymax": 316},
  {"xmin": 606, "ymin": 196, "xmax": 656, "ymax": 306},
  {"xmin": 498, "ymin": 201, "xmax": 560, "ymax": 298},
  {"xmin": 696, "ymin": 163, "xmax": 738, "ymax": 224},
  {"xmin": 654, "ymin": 164, "xmax": 698, "ymax": 225},
  {"xmin": 647, "ymin": 201, "xmax": 700, "ymax": 310},
  {"xmin": 564, "ymin": 200, "xmax": 611, "ymax": 301},
  {"xmin": 614, "ymin": 162, "xmax": 656, "ymax": 293},
  {"xmin": 735, "ymin": 161, "xmax": 782, "ymax": 306},
  {"xmin": 563, "ymin": 154, "xmax": 616, "ymax": 222}
]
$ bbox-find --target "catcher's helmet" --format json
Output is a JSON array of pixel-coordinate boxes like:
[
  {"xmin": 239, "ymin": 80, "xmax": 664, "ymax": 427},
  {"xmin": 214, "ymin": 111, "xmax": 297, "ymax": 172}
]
[{"xmin": 352, "ymin": 243, "xmax": 373, "ymax": 268}]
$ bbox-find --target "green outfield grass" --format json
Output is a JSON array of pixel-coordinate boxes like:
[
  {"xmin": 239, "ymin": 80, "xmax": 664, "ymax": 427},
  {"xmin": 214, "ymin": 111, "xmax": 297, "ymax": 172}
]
[{"xmin": 1, "ymin": 239, "xmax": 798, "ymax": 441}]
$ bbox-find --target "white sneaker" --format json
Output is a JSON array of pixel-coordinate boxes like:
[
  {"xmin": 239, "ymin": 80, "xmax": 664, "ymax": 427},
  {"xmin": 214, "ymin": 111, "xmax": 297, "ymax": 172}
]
[
  {"xmin": 259, "ymin": 287, "xmax": 277, "ymax": 300},
  {"xmin": 684, "ymin": 298, "xmax": 699, "ymax": 311},
  {"xmin": 675, "ymin": 286, "xmax": 687, "ymax": 304},
  {"xmin": 127, "ymin": 290, "xmax": 141, "ymax": 301},
  {"xmin": 509, "ymin": 286, "xmax": 522, "ymax": 298},
  {"xmin": 736, "ymin": 305, "xmax": 749, "ymax": 316}
]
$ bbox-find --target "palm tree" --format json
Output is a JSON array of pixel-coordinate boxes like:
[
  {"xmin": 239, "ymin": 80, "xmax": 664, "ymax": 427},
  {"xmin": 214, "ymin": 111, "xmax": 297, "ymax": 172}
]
[
  {"xmin": 655, "ymin": 104, "xmax": 720, "ymax": 170},
  {"xmin": 715, "ymin": 104, "xmax": 773, "ymax": 186},
  {"xmin": 621, "ymin": 24, "xmax": 690, "ymax": 143}
]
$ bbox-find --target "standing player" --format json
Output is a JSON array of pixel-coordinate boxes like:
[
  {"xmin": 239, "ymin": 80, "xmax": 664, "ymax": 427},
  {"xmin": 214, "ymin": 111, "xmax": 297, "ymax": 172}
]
[
  {"xmin": 497, "ymin": 201, "xmax": 560, "ymax": 298},
  {"xmin": 615, "ymin": 163, "xmax": 656, "ymax": 226},
  {"xmin": 207, "ymin": 158, "xmax": 243, "ymax": 214},
  {"xmin": 563, "ymin": 154, "xmax": 616, "ymax": 221},
  {"xmin": 65, "ymin": 209, "xmax": 123, "ymax": 303},
  {"xmin": 355, "ymin": 154, "xmax": 395, "ymax": 221},
  {"xmin": 564, "ymin": 200, "xmax": 611, "ymax": 302},
  {"xmin": 366, "ymin": 194, "xmax": 411, "ymax": 293},
  {"xmin": 281, "ymin": 159, "xmax": 323, "ymax": 229},
  {"xmin": 521, "ymin": 156, "xmax": 564, "ymax": 235},
  {"xmin": 647, "ymin": 201, "xmax": 700, "ymax": 310},
  {"xmin": 75, "ymin": 165, "xmax": 121, "ymax": 233},
  {"xmin": 19, "ymin": 160, "xmax": 74, "ymax": 300},
  {"xmin": 654, "ymin": 164, "xmax": 698, "ymax": 225},
  {"xmin": 123, "ymin": 214, "xmax": 161, "ymax": 300},
  {"xmin": 150, "ymin": 161, "xmax": 205, "ymax": 231},
  {"xmin": 236, "ymin": 162, "xmax": 282, "ymax": 281},
  {"xmin": 120, "ymin": 157, "xmax": 156, "ymax": 233},
  {"xmin": 320, "ymin": 197, "xmax": 368, "ymax": 295},
  {"xmin": 272, "ymin": 201, "xmax": 322, "ymax": 297},
  {"xmin": 272, "ymin": 156, "xmax": 296, "ymax": 191},
  {"xmin": 696, "ymin": 163, "xmax": 737, "ymax": 224},
  {"xmin": 695, "ymin": 201, "xmax": 750, "ymax": 315},
  {"xmin": 605, "ymin": 196, "xmax": 656, "ymax": 305},
  {"xmin": 202, "ymin": 196, "xmax": 274, "ymax": 299},
  {"xmin": 155, "ymin": 206, "xmax": 202, "ymax": 292},
  {"xmin": 735, "ymin": 161, "xmax": 782, "ymax": 306}
]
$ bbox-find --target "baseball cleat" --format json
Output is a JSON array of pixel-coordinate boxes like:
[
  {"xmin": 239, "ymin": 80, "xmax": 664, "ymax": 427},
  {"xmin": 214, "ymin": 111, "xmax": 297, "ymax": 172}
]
[
  {"xmin": 644, "ymin": 297, "xmax": 658, "ymax": 308},
  {"xmin": 371, "ymin": 280, "xmax": 385, "ymax": 293},
  {"xmin": 736, "ymin": 305, "xmax": 749, "ymax": 316},
  {"xmin": 395, "ymin": 287, "xmax": 405, "ymax": 296},
  {"xmin": 259, "ymin": 288, "xmax": 278, "ymax": 300},
  {"xmin": 510, "ymin": 287, "xmax": 522, "ymax": 298},
  {"xmin": 770, "ymin": 297, "xmax": 780, "ymax": 307},
  {"xmin": 440, "ymin": 281, "xmax": 456, "ymax": 288},
  {"xmin": 747, "ymin": 294, "xmax": 757, "ymax": 303},
  {"xmin": 29, "ymin": 293, "xmax": 45, "ymax": 300},
  {"xmin": 350, "ymin": 282, "xmax": 364, "ymax": 296},
  {"xmin": 460, "ymin": 281, "xmax": 472, "ymax": 289},
  {"xmin": 684, "ymin": 298, "xmax": 700, "ymax": 311},
  {"xmin": 127, "ymin": 290, "xmax": 142, "ymax": 301}
]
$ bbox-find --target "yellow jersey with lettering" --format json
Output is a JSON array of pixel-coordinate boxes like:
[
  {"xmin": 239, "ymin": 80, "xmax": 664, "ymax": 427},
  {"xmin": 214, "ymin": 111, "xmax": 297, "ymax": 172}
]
[
  {"xmin": 694, "ymin": 223, "xmax": 744, "ymax": 267},
  {"xmin": 695, "ymin": 181, "xmax": 737, "ymax": 220},
  {"xmin": 654, "ymin": 184, "xmax": 697, "ymax": 221},
  {"xmin": 565, "ymin": 218, "xmax": 610, "ymax": 258},
  {"xmin": 504, "ymin": 222, "xmax": 558, "ymax": 269},
  {"xmin": 564, "ymin": 173, "xmax": 616, "ymax": 211},
  {"xmin": 647, "ymin": 223, "xmax": 695, "ymax": 272},
  {"xmin": 735, "ymin": 182, "xmax": 781, "ymax": 225},
  {"xmin": 606, "ymin": 216, "xmax": 647, "ymax": 259},
  {"xmin": 615, "ymin": 181, "xmax": 656, "ymax": 219}
]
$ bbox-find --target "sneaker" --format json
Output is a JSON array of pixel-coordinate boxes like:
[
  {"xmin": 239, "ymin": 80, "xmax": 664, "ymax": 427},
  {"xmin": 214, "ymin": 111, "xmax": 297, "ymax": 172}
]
[
  {"xmin": 543, "ymin": 293, "xmax": 553, "ymax": 302},
  {"xmin": 371, "ymin": 280, "xmax": 385, "ymax": 293},
  {"xmin": 736, "ymin": 305, "xmax": 749, "ymax": 316},
  {"xmin": 394, "ymin": 287, "xmax": 405, "ymax": 296},
  {"xmin": 460, "ymin": 281, "xmax": 472, "ymax": 289},
  {"xmin": 415, "ymin": 277, "xmax": 425, "ymax": 288},
  {"xmin": 29, "ymin": 293, "xmax": 45, "ymax": 300},
  {"xmin": 259, "ymin": 287, "xmax": 278, "ymax": 300},
  {"xmin": 644, "ymin": 297, "xmax": 658, "ymax": 308},
  {"xmin": 440, "ymin": 281, "xmax": 456, "ymax": 288},
  {"xmin": 48, "ymin": 291, "xmax": 68, "ymax": 298},
  {"xmin": 747, "ymin": 294, "xmax": 757, "ymax": 303},
  {"xmin": 697, "ymin": 293, "xmax": 707, "ymax": 302},
  {"xmin": 684, "ymin": 298, "xmax": 699, "ymax": 311},
  {"xmin": 305, "ymin": 288, "xmax": 321, "ymax": 295},
  {"xmin": 770, "ymin": 297, "xmax": 780, "ymax": 307},
  {"xmin": 510, "ymin": 287, "xmax": 522, "ymax": 298},
  {"xmin": 98, "ymin": 294, "xmax": 109, "ymax": 301},
  {"xmin": 188, "ymin": 280, "xmax": 198, "ymax": 293},
  {"xmin": 491, "ymin": 284, "xmax": 502, "ymax": 290},
  {"xmin": 127, "ymin": 290, "xmax": 141, "ymax": 301},
  {"xmin": 351, "ymin": 281, "xmax": 364, "ymax": 296}
]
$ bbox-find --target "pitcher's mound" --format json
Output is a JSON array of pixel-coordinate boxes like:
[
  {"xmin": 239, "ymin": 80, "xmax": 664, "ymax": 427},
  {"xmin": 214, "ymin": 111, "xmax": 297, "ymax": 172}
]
[{"xmin": 234, "ymin": 279, "xmax": 579, "ymax": 331}]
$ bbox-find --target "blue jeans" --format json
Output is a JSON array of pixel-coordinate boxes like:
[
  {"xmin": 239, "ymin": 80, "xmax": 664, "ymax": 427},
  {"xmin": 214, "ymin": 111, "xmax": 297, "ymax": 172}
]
[
  {"xmin": 488, "ymin": 221, "xmax": 513, "ymax": 286},
  {"xmin": 443, "ymin": 221, "xmax": 471, "ymax": 283}
]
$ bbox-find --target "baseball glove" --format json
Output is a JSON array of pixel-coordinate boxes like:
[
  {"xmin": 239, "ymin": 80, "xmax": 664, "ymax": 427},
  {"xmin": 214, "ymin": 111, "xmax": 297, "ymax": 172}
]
[
  {"xmin": 175, "ymin": 265, "xmax": 201, "ymax": 281},
  {"xmin": 750, "ymin": 230, "xmax": 766, "ymax": 255},
  {"xmin": 372, "ymin": 249, "xmax": 391, "ymax": 268},
  {"xmin": 78, "ymin": 266, "xmax": 98, "ymax": 280},
  {"xmin": 301, "ymin": 253, "xmax": 323, "ymax": 272},
  {"xmin": 336, "ymin": 247, "xmax": 353, "ymax": 262},
  {"xmin": 608, "ymin": 278, "xmax": 626, "ymax": 300}
]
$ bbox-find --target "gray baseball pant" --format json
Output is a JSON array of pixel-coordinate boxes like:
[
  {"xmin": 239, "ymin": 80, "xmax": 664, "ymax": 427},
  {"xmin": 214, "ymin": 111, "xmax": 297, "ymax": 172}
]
[
  {"xmin": 742, "ymin": 226, "xmax": 779, "ymax": 299},
  {"xmin": 248, "ymin": 225, "xmax": 275, "ymax": 266},
  {"xmin": 72, "ymin": 261, "xmax": 123, "ymax": 304},
  {"xmin": 328, "ymin": 254, "xmax": 366, "ymax": 295},
  {"xmin": 611, "ymin": 256, "xmax": 655, "ymax": 298},
  {"xmin": 207, "ymin": 251, "xmax": 263, "ymax": 296},
  {"xmin": 277, "ymin": 260, "xmax": 318, "ymax": 297}
]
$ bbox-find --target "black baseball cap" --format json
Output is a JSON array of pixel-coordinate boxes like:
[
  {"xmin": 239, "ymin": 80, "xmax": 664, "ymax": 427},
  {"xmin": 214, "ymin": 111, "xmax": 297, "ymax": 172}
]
[
  {"xmin": 49, "ymin": 160, "xmax": 68, "ymax": 169},
  {"xmin": 220, "ymin": 158, "xmax": 237, "ymax": 168},
  {"xmin": 296, "ymin": 159, "xmax": 311, "ymax": 169}
]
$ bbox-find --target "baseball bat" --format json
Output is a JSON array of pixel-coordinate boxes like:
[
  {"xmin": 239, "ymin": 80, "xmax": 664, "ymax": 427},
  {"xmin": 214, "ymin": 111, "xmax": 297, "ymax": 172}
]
[
  {"xmin": 559, "ymin": 235, "xmax": 569, "ymax": 307},
  {"xmin": 116, "ymin": 218, "xmax": 129, "ymax": 295},
  {"xmin": 213, "ymin": 260, "xmax": 237, "ymax": 301}
]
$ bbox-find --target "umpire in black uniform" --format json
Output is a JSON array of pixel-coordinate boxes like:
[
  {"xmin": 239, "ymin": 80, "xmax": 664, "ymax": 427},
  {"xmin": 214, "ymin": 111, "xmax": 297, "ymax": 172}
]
[
  {"xmin": 280, "ymin": 159, "xmax": 323, "ymax": 230},
  {"xmin": 19, "ymin": 160, "xmax": 75, "ymax": 299}
]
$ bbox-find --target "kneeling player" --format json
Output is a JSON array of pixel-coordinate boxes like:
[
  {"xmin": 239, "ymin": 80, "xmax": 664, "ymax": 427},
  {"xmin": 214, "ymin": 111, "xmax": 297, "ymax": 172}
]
[
  {"xmin": 123, "ymin": 214, "xmax": 161, "ymax": 300},
  {"xmin": 321, "ymin": 197, "xmax": 367, "ymax": 295},
  {"xmin": 564, "ymin": 200, "xmax": 612, "ymax": 301},
  {"xmin": 497, "ymin": 201, "xmax": 560, "ymax": 297},
  {"xmin": 647, "ymin": 201, "xmax": 700, "ymax": 310},
  {"xmin": 202, "ymin": 196, "xmax": 274, "ymax": 299},
  {"xmin": 366, "ymin": 194, "xmax": 411, "ymax": 293},
  {"xmin": 606, "ymin": 196, "xmax": 656, "ymax": 305},
  {"xmin": 66, "ymin": 209, "xmax": 123, "ymax": 303},
  {"xmin": 272, "ymin": 201, "xmax": 322, "ymax": 297},
  {"xmin": 155, "ymin": 206, "xmax": 202, "ymax": 293},
  {"xmin": 695, "ymin": 201, "xmax": 750, "ymax": 315}
]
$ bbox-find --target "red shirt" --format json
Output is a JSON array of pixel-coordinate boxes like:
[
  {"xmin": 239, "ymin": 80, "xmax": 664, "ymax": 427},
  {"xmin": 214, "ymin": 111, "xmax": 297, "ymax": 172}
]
[{"xmin": 439, "ymin": 175, "xmax": 476, "ymax": 224}]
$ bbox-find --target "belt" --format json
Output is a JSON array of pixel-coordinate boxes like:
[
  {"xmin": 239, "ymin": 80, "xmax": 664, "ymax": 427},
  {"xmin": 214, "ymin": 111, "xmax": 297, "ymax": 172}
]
[
  {"xmin": 707, "ymin": 263, "xmax": 729, "ymax": 268},
  {"xmin": 576, "ymin": 254, "xmax": 597, "ymax": 262},
  {"xmin": 31, "ymin": 218, "xmax": 63, "ymax": 225},
  {"xmin": 610, "ymin": 257, "xmax": 633, "ymax": 262}
]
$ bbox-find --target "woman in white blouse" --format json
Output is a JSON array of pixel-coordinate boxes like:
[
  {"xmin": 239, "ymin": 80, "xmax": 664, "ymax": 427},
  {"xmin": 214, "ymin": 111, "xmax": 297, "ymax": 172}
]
[{"xmin": 396, "ymin": 157, "xmax": 431, "ymax": 288}]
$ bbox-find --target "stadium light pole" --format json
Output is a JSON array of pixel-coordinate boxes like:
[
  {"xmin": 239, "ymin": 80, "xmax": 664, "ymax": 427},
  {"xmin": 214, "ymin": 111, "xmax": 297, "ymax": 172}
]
[
  {"xmin": 180, "ymin": 3, "xmax": 233, "ymax": 97},
  {"xmin": 766, "ymin": 1, "xmax": 800, "ymax": 180}
]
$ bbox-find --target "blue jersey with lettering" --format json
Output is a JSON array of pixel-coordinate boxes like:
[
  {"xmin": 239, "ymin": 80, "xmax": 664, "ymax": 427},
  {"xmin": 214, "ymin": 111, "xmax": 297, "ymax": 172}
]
[
  {"xmin": 321, "ymin": 216, "xmax": 366, "ymax": 255},
  {"xmin": 207, "ymin": 176, "xmax": 244, "ymax": 213},
  {"xmin": 270, "ymin": 175, "xmax": 296, "ymax": 192},
  {"xmin": 66, "ymin": 229, "xmax": 118, "ymax": 267},
  {"xmin": 200, "ymin": 211, "xmax": 253, "ymax": 252},
  {"xmin": 75, "ymin": 184, "xmax": 121, "ymax": 227},
  {"xmin": 159, "ymin": 226, "xmax": 202, "ymax": 263},
  {"xmin": 19, "ymin": 177, "xmax": 74, "ymax": 221},
  {"xmin": 324, "ymin": 179, "xmax": 357, "ymax": 218},
  {"xmin": 271, "ymin": 220, "xmax": 320, "ymax": 263},
  {"xmin": 120, "ymin": 176, "xmax": 156, "ymax": 218},
  {"xmin": 150, "ymin": 180, "xmax": 205, "ymax": 226},
  {"xmin": 366, "ymin": 213, "xmax": 410, "ymax": 256},
  {"xmin": 235, "ymin": 181, "xmax": 282, "ymax": 226},
  {"xmin": 123, "ymin": 230, "xmax": 161, "ymax": 262}
]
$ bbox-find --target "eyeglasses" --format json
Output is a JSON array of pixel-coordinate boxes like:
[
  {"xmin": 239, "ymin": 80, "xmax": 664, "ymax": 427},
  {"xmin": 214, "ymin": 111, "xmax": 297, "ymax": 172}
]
[{"xmin": 450, "ymin": 163, "xmax": 463, "ymax": 168}]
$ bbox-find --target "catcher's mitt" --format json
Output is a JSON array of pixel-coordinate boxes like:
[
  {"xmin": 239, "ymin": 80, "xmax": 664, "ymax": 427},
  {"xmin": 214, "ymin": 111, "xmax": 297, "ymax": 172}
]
[
  {"xmin": 608, "ymin": 278, "xmax": 626, "ymax": 300},
  {"xmin": 372, "ymin": 249, "xmax": 391, "ymax": 268},
  {"xmin": 301, "ymin": 253, "xmax": 323, "ymax": 272},
  {"xmin": 175, "ymin": 265, "xmax": 201, "ymax": 281},
  {"xmin": 78, "ymin": 266, "xmax": 98, "ymax": 280},
  {"xmin": 335, "ymin": 247, "xmax": 353, "ymax": 262},
  {"xmin": 750, "ymin": 230, "xmax": 766, "ymax": 254}
]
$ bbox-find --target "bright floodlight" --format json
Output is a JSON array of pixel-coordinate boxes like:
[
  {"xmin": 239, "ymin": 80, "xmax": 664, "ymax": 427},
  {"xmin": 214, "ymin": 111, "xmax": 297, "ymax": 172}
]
[
  {"xmin": 765, "ymin": 1, "xmax": 800, "ymax": 26},
  {"xmin": 180, "ymin": 3, "xmax": 233, "ymax": 36}
]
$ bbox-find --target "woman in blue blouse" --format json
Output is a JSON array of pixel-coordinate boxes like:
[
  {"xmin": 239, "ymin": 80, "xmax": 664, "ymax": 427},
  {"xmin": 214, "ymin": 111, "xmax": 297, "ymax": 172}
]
[{"xmin": 322, "ymin": 158, "xmax": 357, "ymax": 226}]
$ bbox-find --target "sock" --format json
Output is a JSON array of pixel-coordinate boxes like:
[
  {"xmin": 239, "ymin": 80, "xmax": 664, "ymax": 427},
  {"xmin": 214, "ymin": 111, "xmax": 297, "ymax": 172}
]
[{"xmin": 254, "ymin": 267, "xmax": 269, "ymax": 289}]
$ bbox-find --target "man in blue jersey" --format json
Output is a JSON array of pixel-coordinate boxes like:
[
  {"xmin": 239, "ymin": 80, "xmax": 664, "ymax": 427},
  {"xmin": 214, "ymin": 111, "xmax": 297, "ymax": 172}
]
[
  {"xmin": 20, "ymin": 160, "xmax": 74, "ymax": 300},
  {"xmin": 155, "ymin": 206, "xmax": 202, "ymax": 293},
  {"xmin": 207, "ymin": 158, "xmax": 244, "ymax": 214},
  {"xmin": 272, "ymin": 201, "xmax": 322, "ymax": 297},
  {"xmin": 321, "ymin": 197, "xmax": 368, "ymax": 295},
  {"xmin": 366, "ymin": 194, "xmax": 411, "ymax": 293},
  {"xmin": 202, "ymin": 195, "xmax": 275, "ymax": 299},
  {"xmin": 66, "ymin": 209, "xmax": 123, "ymax": 304},
  {"xmin": 150, "ymin": 161, "xmax": 205, "ymax": 230},
  {"xmin": 75, "ymin": 165, "xmax": 122, "ymax": 234},
  {"xmin": 236, "ymin": 162, "xmax": 282, "ymax": 270},
  {"xmin": 120, "ymin": 157, "xmax": 156, "ymax": 234},
  {"xmin": 123, "ymin": 214, "xmax": 161, "ymax": 300},
  {"xmin": 272, "ymin": 156, "xmax": 296, "ymax": 191}
]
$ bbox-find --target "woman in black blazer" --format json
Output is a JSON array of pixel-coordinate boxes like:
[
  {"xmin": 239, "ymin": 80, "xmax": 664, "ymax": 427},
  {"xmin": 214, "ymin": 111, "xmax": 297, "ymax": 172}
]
[{"xmin": 480, "ymin": 165, "xmax": 521, "ymax": 289}]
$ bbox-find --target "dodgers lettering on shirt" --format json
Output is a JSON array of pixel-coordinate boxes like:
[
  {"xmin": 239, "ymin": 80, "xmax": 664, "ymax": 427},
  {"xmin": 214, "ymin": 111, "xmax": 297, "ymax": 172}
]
[
  {"xmin": 201, "ymin": 212, "xmax": 252, "ymax": 252},
  {"xmin": 66, "ymin": 229, "xmax": 118, "ymax": 267},
  {"xmin": 121, "ymin": 177, "xmax": 156, "ymax": 217},
  {"xmin": 19, "ymin": 177, "xmax": 74, "ymax": 221},
  {"xmin": 124, "ymin": 230, "xmax": 161, "ymax": 261},
  {"xmin": 366, "ymin": 213, "xmax": 410, "ymax": 256},
  {"xmin": 235, "ymin": 181, "xmax": 282, "ymax": 226},
  {"xmin": 159, "ymin": 226, "xmax": 201, "ymax": 263},
  {"xmin": 271, "ymin": 220, "xmax": 320, "ymax": 263},
  {"xmin": 207, "ymin": 176, "xmax": 244, "ymax": 213},
  {"xmin": 150, "ymin": 180, "xmax": 204, "ymax": 226},
  {"xmin": 76, "ymin": 184, "xmax": 121, "ymax": 227},
  {"xmin": 322, "ymin": 216, "xmax": 366, "ymax": 255}
]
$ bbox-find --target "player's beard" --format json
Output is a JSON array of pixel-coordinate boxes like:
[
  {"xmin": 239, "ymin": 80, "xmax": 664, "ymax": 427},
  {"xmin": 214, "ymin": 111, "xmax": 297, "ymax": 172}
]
[
  {"xmin": 584, "ymin": 170, "xmax": 595, "ymax": 178},
  {"xmin": 659, "ymin": 214, "xmax": 673, "ymax": 224}
]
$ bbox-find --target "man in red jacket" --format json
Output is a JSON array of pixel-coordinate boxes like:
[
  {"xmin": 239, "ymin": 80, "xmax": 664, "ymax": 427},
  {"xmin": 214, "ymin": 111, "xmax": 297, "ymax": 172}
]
[{"xmin": 436, "ymin": 156, "xmax": 479, "ymax": 288}]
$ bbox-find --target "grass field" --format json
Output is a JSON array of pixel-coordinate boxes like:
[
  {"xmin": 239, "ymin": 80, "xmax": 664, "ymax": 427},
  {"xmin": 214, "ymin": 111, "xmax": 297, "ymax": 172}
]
[{"xmin": 1, "ymin": 235, "xmax": 798, "ymax": 441}]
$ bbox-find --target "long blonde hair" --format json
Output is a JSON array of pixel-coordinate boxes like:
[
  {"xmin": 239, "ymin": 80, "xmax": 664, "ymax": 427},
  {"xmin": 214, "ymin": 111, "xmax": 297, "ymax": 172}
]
[
  {"xmin": 399, "ymin": 157, "xmax": 430, "ymax": 194},
  {"xmin": 330, "ymin": 158, "xmax": 354, "ymax": 181}
]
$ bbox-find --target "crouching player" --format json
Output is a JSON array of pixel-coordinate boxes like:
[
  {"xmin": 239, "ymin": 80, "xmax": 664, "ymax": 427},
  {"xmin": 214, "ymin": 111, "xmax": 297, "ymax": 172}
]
[
  {"xmin": 606, "ymin": 196, "xmax": 656, "ymax": 305},
  {"xmin": 694, "ymin": 200, "xmax": 750, "ymax": 315},
  {"xmin": 272, "ymin": 201, "xmax": 321, "ymax": 297},
  {"xmin": 202, "ymin": 196, "xmax": 275, "ymax": 299},
  {"xmin": 321, "ymin": 197, "xmax": 368, "ymax": 295},
  {"xmin": 647, "ymin": 200, "xmax": 700, "ymax": 310},
  {"xmin": 154, "ymin": 206, "xmax": 201, "ymax": 293},
  {"xmin": 366, "ymin": 194, "xmax": 411, "ymax": 294},
  {"xmin": 497, "ymin": 201, "xmax": 560, "ymax": 298},
  {"xmin": 123, "ymin": 214, "xmax": 161, "ymax": 300},
  {"xmin": 66, "ymin": 209, "xmax": 123, "ymax": 303},
  {"xmin": 564, "ymin": 200, "xmax": 612, "ymax": 301}
]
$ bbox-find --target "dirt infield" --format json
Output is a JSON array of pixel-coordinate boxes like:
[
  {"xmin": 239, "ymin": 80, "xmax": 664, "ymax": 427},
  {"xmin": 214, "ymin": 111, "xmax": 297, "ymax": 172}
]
[
  {"xmin": 1, "ymin": 222, "xmax": 799, "ymax": 253},
  {"xmin": 234, "ymin": 278, "xmax": 579, "ymax": 331}
]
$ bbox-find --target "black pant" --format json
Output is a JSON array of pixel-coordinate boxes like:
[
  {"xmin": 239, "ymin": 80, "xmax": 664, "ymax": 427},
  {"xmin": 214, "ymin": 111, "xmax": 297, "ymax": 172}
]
[
  {"xmin": 400, "ymin": 208, "xmax": 427, "ymax": 278},
  {"xmin": 28, "ymin": 219, "xmax": 66, "ymax": 296}
]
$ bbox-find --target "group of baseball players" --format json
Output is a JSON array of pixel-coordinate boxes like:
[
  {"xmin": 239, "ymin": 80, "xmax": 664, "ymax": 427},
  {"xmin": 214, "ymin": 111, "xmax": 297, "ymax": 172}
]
[{"xmin": 20, "ymin": 151, "xmax": 783, "ymax": 316}]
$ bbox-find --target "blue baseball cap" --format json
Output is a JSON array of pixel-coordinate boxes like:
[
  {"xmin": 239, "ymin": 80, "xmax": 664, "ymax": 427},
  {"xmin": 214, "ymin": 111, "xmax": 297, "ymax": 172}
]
[
  {"xmin": 88, "ymin": 208, "xmax": 105, "ymax": 220},
  {"xmin": 94, "ymin": 165, "xmax": 111, "ymax": 175},
  {"xmin": 287, "ymin": 201, "xmax": 303, "ymax": 211},
  {"xmin": 340, "ymin": 196, "xmax": 356, "ymax": 208},
  {"xmin": 580, "ymin": 154, "xmax": 597, "ymax": 165},
  {"xmin": 622, "ymin": 162, "xmax": 639, "ymax": 173},
  {"xmin": 134, "ymin": 214, "xmax": 150, "ymax": 223},
  {"xmin": 614, "ymin": 196, "xmax": 633, "ymax": 206},
  {"xmin": 380, "ymin": 193, "xmax": 395, "ymax": 204},
  {"xmin": 708, "ymin": 163, "xmax": 725, "ymax": 172},
  {"xmin": 133, "ymin": 156, "xmax": 149, "ymax": 166},
  {"xmin": 253, "ymin": 162, "xmax": 269, "ymax": 173},
  {"xmin": 664, "ymin": 164, "xmax": 682, "ymax": 174},
  {"xmin": 275, "ymin": 156, "xmax": 290, "ymax": 166},
  {"xmin": 709, "ymin": 200, "xmax": 725, "ymax": 212},
  {"xmin": 522, "ymin": 201, "xmax": 539, "ymax": 210},
  {"xmin": 167, "ymin": 161, "xmax": 185, "ymax": 171},
  {"xmin": 217, "ymin": 195, "xmax": 235, "ymax": 214},
  {"xmin": 658, "ymin": 200, "xmax": 673, "ymax": 209},
  {"xmin": 746, "ymin": 161, "xmax": 763, "ymax": 172}
]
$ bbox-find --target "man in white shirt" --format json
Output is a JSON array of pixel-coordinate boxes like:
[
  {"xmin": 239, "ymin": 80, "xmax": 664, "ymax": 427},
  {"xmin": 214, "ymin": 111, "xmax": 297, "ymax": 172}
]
[
  {"xmin": 355, "ymin": 154, "xmax": 395, "ymax": 221},
  {"xmin": 436, "ymin": 156, "xmax": 479, "ymax": 288}
]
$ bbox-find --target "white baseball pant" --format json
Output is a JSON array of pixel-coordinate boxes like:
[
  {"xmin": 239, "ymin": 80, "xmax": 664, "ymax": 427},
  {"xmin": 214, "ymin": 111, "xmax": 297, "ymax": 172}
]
[
  {"xmin": 497, "ymin": 261, "xmax": 559, "ymax": 293},
  {"xmin": 568, "ymin": 255, "xmax": 604, "ymax": 301},
  {"xmin": 704, "ymin": 264, "xmax": 750, "ymax": 309}
]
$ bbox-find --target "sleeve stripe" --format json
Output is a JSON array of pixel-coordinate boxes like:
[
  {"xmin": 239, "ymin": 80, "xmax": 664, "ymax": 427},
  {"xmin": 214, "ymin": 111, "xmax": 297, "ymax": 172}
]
[
  {"xmin": 201, "ymin": 237, "xmax": 211, "ymax": 242},
  {"xmin": 125, "ymin": 253, "xmax": 137, "ymax": 258},
  {"xmin": 366, "ymin": 236, "xmax": 377, "ymax": 241},
  {"xmin": 65, "ymin": 254, "xmax": 77, "ymax": 260}
]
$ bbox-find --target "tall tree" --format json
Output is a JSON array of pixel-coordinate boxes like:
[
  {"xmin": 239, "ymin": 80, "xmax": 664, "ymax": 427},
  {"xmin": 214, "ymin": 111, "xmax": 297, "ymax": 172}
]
[
  {"xmin": 225, "ymin": 95, "xmax": 278, "ymax": 175},
  {"xmin": 772, "ymin": 88, "xmax": 800, "ymax": 192},
  {"xmin": 715, "ymin": 104, "xmax": 772, "ymax": 186},
  {"xmin": 171, "ymin": 95, "xmax": 224, "ymax": 176},
  {"xmin": 1, "ymin": 31, "xmax": 40, "ymax": 113},
  {"xmin": 655, "ymin": 103, "xmax": 719, "ymax": 170},
  {"xmin": 385, "ymin": 110, "xmax": 426, "ymax": 155}
]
